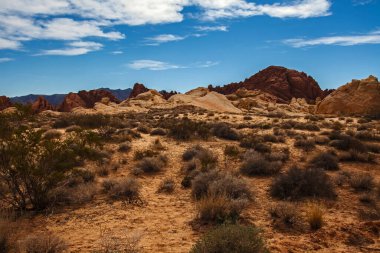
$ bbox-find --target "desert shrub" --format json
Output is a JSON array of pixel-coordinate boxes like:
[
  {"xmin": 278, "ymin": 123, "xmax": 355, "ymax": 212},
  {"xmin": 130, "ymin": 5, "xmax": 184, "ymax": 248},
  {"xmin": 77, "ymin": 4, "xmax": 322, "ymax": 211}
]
[
  {"xmin": 182, "ymin": 145, "xmax": 204, "ymax": 161},
  {"xmin": 162, "ymin": 118, "xmax": 210, "ymax": 140},
  {"xmin": 157, "ymin": 178, "xmax": 175, "ymax": 194},
  {"xmin": 366, "ymin": 143, "xmax": 380, "ymax": 153},
  {"xmin": 108, "ymin": 177, "xmax": 141, "ymax": 203},
  {"xmin": 24, "ymin": 233, "xmax": 66, "ymax": 253},
  {"xmin": 240, "ymin": 151, "xmax": 282, "ymax": 176},
  {"xmin": 98, "ymin": 228, "xmax": 141, "ymax": 253},
  {"xmin": 65, "ymin": 125, "xmax": 82, "ymax": 133},
  {"xmin": 224, "ymin": 145, "xmax": 240, "ymax": 157},
  {"xmin": 96, "ymin": 166, "xmax": 110, "ymax": 177},
  {"xmin": 196, "ymin": 193, "xmax": 249, "ymax": 223},
  {"xmin": 240, "ymin": 135, "xmax": 271, "ymax": 153},
  {"xmin": 270, "ymin": 167, "xmax": 336, "ymax": 200},
  {"xmin": 306, "ymin": 202, "xmax": 324, "ymax": 230},
  {"xmin": 136, "ymin": 155, "xmax": 167, "ymax": 174},
  {"xmin": 350, "ymin": 173, "xmax": 375, "ymax": 192},
  {"xmin": 0, "ymin": 221, "xmax": 11, "ymax": 253},
  {"xmin": 133, "ymin": 149, "xmax": 159, "ymax": 160},
  {"xmin": 211, "ymin": 123, "xmax": 240, "ymax": 140},
  {"xmin": 190, "ymin": 224, "xmax": 268, "ymax": 253},
  {"xmin": 43, "ymin": 129, "xmax": 62, "ymax": 140},
  {"xmin": 150, "ymin": 128, "xmax": 167, "ymax": 136},
  {"xmin": 182, "ymin": 146, "xmax": 217, "ymax": 171},
  {"xmin": 191, "ymin": 170, "xmax": 251, "ymax": 201},
  {"xmin": 339, "ymin": 150, "xmax": 375, "ymax": 163},
  {"xmin": 269, "ymin": 203, "xmax": 302, "ymax": 231},
  {"xmin": 314, "ymin": 136, "xmax": 330, "ymax": 145},
  {"xmin": 118, "ymin": 141, "xmax": 132, "ymax": 153},
  {"xmin": 150, "ymin": 138, "xmax": 165, "ymax": 151},
  {"xmin": 49, "ymin": 183, "xmax": 97, "ymax": 206},
  {"xmin": 136, "ymin": 124, "xmax": 150, "ymax": 134},
  {"xmin": 0, "ymin": 128, "xmax": 100, "ymax": 210},
  {"xmin": 70, "ymin": 167, "xmax": 95, "ymax": 184},
  {"xmin": 294, "ymin": 138, "xmax": 315, "ymax": 151},
  {"xmin": 329, "ymin": 134, "xmax": 367, "ymax": 152},
  {"xmin": 294, "ymin": 122, "xmax": 320, "ymax": 132},
  {"xmin": 308, "ymin": 152, "xmax": 339, "ymax": 171},
  {"xmin": 53, "ymin": 114, "xmax": 113, "ymax": 129}
]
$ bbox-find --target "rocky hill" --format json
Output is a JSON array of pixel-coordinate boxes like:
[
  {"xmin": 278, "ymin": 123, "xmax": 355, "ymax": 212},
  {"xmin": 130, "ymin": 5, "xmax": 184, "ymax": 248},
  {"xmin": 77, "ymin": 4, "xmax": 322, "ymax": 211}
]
[
  {"xmin": 209, "ymin": 66, "xmax": 332, "ymax": 103},
  {"xmin": 316, "ymin": 75, "xmax": 380, "ymax": 116},
  {"xmin": 0, "ymin": 96, "xmax": 12, "ymax": 111}
]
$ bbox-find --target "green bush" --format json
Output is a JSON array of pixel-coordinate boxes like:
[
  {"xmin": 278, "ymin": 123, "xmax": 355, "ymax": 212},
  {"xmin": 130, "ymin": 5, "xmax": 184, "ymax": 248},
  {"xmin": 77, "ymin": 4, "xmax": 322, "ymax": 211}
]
[
  {"xmin": 0, "ymin": 128, "xmax": 101, "ymax": 210},
  {"xmin": 190, "ymin": 224, "xmax": 269, "ymax": 253}
]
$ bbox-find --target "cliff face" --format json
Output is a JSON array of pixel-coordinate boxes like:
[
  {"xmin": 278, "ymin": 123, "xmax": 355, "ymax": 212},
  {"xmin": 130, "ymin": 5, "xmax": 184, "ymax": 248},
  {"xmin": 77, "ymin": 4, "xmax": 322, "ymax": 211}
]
[
  {"xmin": 31, "ymin": 96, "xmax": 54, "ymax": 113},
  {"xmin": 0, "ymin": 96, "xmax": 12, "ymax": 111},
  {"xmin": 209, "ymin": 66, "xmax": 332, "ymax": 103},
  {"xmin": 316, "ymin": 75, "xmax": 380, "ymax": 116},
  {"xmin": 59, "ymin": 89, "xmax": 120, "ymax": 112}
]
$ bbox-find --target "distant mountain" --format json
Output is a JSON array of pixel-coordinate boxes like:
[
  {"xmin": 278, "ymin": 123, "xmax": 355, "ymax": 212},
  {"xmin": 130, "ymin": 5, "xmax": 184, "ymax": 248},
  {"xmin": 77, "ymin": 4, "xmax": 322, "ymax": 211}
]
[{"xmin": 10, "ymin": 88, "xmax": 132, "ymax": 106}]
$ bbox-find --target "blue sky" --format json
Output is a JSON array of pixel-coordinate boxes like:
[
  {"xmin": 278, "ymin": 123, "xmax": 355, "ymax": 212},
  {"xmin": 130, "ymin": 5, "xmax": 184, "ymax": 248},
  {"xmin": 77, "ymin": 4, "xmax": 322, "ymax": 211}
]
[{"xmin": 0, "ymin": 0, "xmax": 379, "ymax": 97}]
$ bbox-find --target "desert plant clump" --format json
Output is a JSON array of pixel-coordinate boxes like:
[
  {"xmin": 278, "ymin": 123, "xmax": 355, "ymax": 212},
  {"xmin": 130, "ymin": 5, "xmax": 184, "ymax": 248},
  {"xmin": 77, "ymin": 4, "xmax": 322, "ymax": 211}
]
[
  {"xmin": 269, "ymin": 202, "xmax": 303, "ymax": 231},
  {"xmin": 240, "ymin": 151, "xmax": 282, "ymax": 176},
  {"xmin": 224, "ymin": 145, "xmax": 240, "ymax": 157},
  {"xmin": 161, "ymin": 118, "xmax": 210, "ymax": 140},
  {"xmin": 308, "ymin": 152, "xmax": 339, "ymax": 171},
  {"xmin": 98, "ymin": 228, "xmax": 141, "ymax": 253},
  {"xmin": 23, "ymin": 233, "xmax": 67, "ymax": 253},
  {"xmin": 137, "ymin": 124, "xmax": 151, "ymax": 134},
  {"xmin": 182, "ymin": 145, "xmax": 217, "ymax": 171},
  {"xmin": 349, "ymin": 173, "xmax": 375, "ymax": 192},
  {"xmin": 270, "ymin": 166, "xmax": 336, "ymax": 200},
  {"xmin": 107, "ymin": 177, "xmax": 141, "ymax": 204},
  {"xmin": 118, "ymin": 141, "xmax": 132, "ymax": 153},
  {"xmin": 150, "ymin": 128, "xmax": 167, "ymax": 136},
  {"xmin": 190, "ymin": 224, "xmax": 269, "ymax": 253},
  {"xmin": 133, "ymin": 149, "xmax": 159, "ymax": 161},
  {"xmin": 211, "ymin": 122, "xmax": 240, "ymax": 140},
  {"xmin": 305, "ymin": 202, "xmax": 324, "ymax": 230},
  {"xmin": 136, "ymin": 155, "xmax": 168, "ymax": 174},
  {"xmin": 42, "ymin": 129, "xmax": 62, "ymax": 140},
  {"xmin": 157, "ymin": 178, "xmax": 175, "ymax": 194},
  {"xmin": 240, "ymin": 135, "xmax": 272, "ymax": 153},
  {"xmin": 294, "ymin": 138, "xmax": 316, "ymax": 152}
]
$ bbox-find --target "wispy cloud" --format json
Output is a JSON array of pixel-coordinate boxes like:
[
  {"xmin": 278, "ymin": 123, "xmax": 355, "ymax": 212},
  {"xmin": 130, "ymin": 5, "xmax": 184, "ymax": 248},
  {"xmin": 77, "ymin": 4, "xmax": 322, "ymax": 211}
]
[
  {"xmin": 0, "ymin": 57, "xmax": 13, "ymax": 63},
  {"xmin": 37, "ymin": 41, "xmax": 103, "ymax": 56},
  {"xmin": 128, "ymin": 60, "xmax": 219, "ymax": 71},
  {"xmin": 284, "ymin": 30, "xmax": 380, "ymax": 47},
  {"xmin": 111, "ymin": 51, "xmax": 123, "ymax": 55},
  {"xmin": 195, "ymin": 26, "xmax": 228, "ymax": 32},
  {"xmin": 145, "ymin": 34, "xmax": 186, "ymax": 46},
  {"xmin": 352, "ymin": 0, "xmax": 374, "ymax": 6}
]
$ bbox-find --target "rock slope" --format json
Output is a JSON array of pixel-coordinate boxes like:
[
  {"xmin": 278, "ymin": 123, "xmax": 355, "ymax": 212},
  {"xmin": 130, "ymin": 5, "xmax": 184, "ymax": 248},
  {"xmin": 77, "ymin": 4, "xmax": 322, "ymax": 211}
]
[{"xmin": 316, "ymin": 75, "xmax": 380, "ymax": 116}]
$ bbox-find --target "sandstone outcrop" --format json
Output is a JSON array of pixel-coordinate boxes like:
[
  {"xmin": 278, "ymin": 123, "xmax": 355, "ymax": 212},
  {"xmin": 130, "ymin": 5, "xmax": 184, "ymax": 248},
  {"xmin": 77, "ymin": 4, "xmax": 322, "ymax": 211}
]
[
  {"xmin": 59, "ymin": 89, "xmax": 119, "ymax": 112},
  {"xmin": 0, "ymin": 96, "xmax": 12, "ymax": 111},
  {"xmin": 31, "ymin": 96, "xmax": 54, "ymax": 113},
  {"xmin": 128, "ymin": 83, "xmax": 149, "ymax": 99},
  {"xmin": 209, "ymin": 66, "xmax": 332, "ymax": 103},
  {"xmin": 316, "ymin": 76, "xmax": 380, "ymax": 116}
]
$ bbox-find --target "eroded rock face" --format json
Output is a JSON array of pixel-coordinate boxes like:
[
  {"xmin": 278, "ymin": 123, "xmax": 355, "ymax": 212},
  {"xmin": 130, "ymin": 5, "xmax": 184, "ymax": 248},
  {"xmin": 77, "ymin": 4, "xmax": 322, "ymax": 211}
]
[
  {"xmin": 316, "ymin": 76, "xmax": 380, "ymax": 116},
  {"xmin": 160, "ymin": 90, "xmax": 178, "ymax": 100},
  {"xmin": 0, "ymin": 96, "xmax": 12, "ymax": 111},
  {"xmin": 59, "ymin": 89, "xmax": 120, "ymax": 112},
  {"xmin": 209, "ymin": 66, "xmax": 332, "ymax": 103},
  {"xmin": 128, "ymin": 83, "xmax": 149, "ymax": 99},
  {"xmin": 31, "ymin": 96, "xmax": 54, "ymax": 113}
]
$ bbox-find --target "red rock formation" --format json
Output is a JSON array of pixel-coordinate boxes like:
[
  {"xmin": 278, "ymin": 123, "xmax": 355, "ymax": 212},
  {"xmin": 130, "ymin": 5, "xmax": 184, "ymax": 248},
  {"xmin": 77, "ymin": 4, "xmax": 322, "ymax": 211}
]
[
  {"xmin": 128, "ymin": 83, "xmax": 149, "ymax": 99},
  {"xmin": 59, "ymin": 89, "xmax": 120, "ymax": 112},
  {"xmin": 209, "ymin": 66, "xmax": 333, "ymax": 103},
  {"xmin": 31, "ymin": 96, "xmax": 54, "ymax": 113},
  {"xmin": 0, "ymin": 96, "xmax": 12, "ymax": 111},
  {"xmin": 160, "ymin": 90, "xmax": 178, "ymax": 100}
]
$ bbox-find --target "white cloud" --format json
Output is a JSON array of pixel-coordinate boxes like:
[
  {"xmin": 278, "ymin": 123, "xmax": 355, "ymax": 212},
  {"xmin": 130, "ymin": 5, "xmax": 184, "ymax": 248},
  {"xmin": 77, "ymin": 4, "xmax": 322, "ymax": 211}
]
[
  {"xmin": 284, "ymin": 31, "xmax": 380, "ymax": 47},
  {"xmin": 37, "ymin": 41, "xmax": 103, "ymax": 56},
  {"xmin": 0, "ymin": 37, "xmax": 21, "ymax": 50},
  {"xmin": 0, "ymin": 57, "xmax": 13, "ymax": 63},
  {"xmin": 0, "ymin": 0, "xmax": 332, "ymax": 53},
  {"xmin": 146, "ymin": 34, "xmax": 186, "ymax": 45},
  {"xmin": 352, "ymin": 0, "xmax": 374, "ymax": 6},
  {"xmin": 128, "ymin": 60, "xmax": 183, "ymax": 70},
  {"xmin": 128, "ymin": 59, "xmax": 219, "ymax": 70},
  {"xmin": 111, "ymin": 51, "xmax": 123, "ymax": 55},
  {"xmin": 195, "ymin": 26, "xmax": 228, "ymax": 32}
]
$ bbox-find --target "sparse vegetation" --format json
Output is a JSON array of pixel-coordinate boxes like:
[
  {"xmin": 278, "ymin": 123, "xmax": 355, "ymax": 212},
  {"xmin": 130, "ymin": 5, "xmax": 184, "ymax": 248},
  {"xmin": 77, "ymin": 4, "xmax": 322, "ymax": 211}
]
[
  {"xmin": 350, "ymin": 173, "xmax": 375, "ymax": 192},
  {"xmin": 308, "ymin": 152, "xmax": 339, "ymax": 171},
  {"xmin": 23, "ymin": 233, "xmax": 67, "ymax": 253},
  {"xmin": 306, "ymin": 202, "xmax": 324, "ymax": 230},
  {"xmin": 190, "ymin": 224, "xmax": 269, "ymax": 253},
  {"xmin": 240, "ymin": 151, "xmax": 282, "ymax": 176}
]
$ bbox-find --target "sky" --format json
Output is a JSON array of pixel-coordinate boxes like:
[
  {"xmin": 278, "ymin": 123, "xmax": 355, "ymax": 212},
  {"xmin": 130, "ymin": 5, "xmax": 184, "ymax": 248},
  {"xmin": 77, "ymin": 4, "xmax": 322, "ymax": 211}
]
[{"xmin": 0, "ymin": 0, "xmax": 379, "ymax": 97}]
